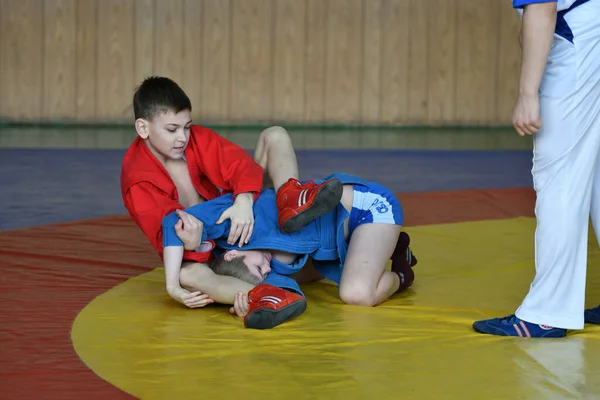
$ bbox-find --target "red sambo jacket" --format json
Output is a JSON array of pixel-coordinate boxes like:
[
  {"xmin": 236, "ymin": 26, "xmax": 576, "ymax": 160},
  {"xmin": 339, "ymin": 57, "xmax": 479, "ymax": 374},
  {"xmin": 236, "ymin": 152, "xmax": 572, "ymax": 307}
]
[{"xmin": 120, "ymin": 125, "xmax": 263, "ymax": 263}]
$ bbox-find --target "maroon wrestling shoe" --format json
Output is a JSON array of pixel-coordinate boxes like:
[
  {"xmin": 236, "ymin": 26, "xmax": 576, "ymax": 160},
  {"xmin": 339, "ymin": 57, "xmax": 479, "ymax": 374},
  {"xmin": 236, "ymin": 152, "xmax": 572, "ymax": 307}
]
[
  {"xmin": 244, "ymin": 284, "xmax": 307, "ymax": 329},
  {"xmin": 391, "ymin": 232, "xmax": 418, "ymax": 293}
]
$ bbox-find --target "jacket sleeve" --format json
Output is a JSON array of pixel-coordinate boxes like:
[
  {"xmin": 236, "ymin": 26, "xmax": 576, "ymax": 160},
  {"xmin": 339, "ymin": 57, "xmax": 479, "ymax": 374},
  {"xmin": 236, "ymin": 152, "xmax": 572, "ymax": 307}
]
[
  {"xmin": 123, "ymin": 182, "xmax": 213, "ymax": 263},
  {"xmin": 196, "ymin": 127, "xmax": 264, "ymax": 201},
  {"xmin": 162, "ymin": 195, "xmax": 235, "ymax": 247}
]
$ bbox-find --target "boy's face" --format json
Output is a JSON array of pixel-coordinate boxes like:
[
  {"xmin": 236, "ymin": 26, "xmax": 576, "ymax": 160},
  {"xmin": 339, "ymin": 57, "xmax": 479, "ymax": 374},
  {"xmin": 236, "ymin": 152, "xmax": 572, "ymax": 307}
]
[
  {"xmin": 135, "ymin": 109, "xmax": 192, "ymax": 162},
  {"xmin": 225, "ymin": 250, "xmax": 272, "ymax": 283}
]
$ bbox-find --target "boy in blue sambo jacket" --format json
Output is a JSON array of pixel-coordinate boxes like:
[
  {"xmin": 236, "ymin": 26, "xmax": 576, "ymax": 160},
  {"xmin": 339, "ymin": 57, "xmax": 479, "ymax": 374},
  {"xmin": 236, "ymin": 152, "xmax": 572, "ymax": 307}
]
[{"xmin": 162, "ymin": 173, "xmax": 417, "ymax": 327}]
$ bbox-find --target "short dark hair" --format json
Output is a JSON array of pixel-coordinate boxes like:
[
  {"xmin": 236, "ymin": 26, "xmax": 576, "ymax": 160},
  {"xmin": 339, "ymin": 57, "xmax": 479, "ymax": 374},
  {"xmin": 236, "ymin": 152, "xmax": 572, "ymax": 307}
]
[
  {"xmin": 209, "ymin": 253, "xmax": 262, "ymax": 285},
  {"xmin": 133, "ymin": 76, "xmax": 192, "ymax": 121}
]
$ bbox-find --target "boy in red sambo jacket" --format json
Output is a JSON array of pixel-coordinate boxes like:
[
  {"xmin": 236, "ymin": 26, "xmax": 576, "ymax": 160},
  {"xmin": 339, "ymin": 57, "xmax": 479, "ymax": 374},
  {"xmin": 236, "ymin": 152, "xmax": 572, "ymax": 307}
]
[{"xmin": 121, "ymin": 76, "xmax": 342, "ymax": 329}]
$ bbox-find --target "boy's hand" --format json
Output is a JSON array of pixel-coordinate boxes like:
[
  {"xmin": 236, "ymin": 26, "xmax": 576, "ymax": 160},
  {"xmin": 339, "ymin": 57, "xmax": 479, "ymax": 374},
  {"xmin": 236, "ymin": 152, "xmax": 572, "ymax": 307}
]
[
  {"xmin": 167, "ymin": 285, "xmax": 214, "ymax": 308},
  {"xmin": 513, "ymin": 93, "xmax": 542, "ymax": 136},
  {"xmin": 216, "ymin": 193, "xmax": 254, "ymax": 247},
  {"xmin": 174, "ymin": 209, "xmax": 203, "ymax": 251},
  {"xmin": 229, "ymin": 291, "xmax": 250, "ymax": 317}
]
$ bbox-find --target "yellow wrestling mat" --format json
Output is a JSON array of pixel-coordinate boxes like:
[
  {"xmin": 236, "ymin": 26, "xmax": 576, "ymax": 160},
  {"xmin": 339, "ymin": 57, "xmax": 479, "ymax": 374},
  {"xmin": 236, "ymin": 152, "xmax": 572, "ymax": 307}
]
[{"xmin": 72, "ymin": 218, "xmax": 600, "ymax": 399}]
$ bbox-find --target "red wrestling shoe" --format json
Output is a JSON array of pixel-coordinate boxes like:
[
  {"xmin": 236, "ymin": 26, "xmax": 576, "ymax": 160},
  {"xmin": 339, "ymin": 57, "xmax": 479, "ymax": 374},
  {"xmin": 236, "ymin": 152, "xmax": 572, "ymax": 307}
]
[
  {"xmin": 276, "ymin": 178, "xmax": 343, "ymax": 233},
  {"xmin": 391, "ymin": 232, "xmax": 418, "ymax": 293},
  {"xmin": 244, "ymin": 284, "xmax": 307, "ymax": 330}
]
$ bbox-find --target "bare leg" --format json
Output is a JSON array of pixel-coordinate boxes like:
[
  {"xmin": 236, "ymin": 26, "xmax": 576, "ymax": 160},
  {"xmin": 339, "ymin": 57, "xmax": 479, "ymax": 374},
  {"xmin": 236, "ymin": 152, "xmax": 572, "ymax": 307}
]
[
  {"xmin": 338, "ymin": 224, "xmax": 402, "ymax": 306},
  {"xmin": 254, "ymin": 125, "xmax": 344, "ymax": 234},
  {"xmin": 253, "ymin": 126, "xmax": 299, "ymax": 190},
  {"xmin": 180, "ymin": 262, "xmax": 255, "ymax": 305}
]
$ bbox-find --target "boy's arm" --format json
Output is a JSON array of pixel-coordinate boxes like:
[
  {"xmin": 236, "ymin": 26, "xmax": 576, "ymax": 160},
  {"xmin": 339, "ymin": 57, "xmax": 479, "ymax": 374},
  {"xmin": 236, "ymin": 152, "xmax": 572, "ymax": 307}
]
[
  {"xmin": 163, "ymin": 245, "xmax": 215, "ymax": 308},
  {"xmin": 164, "ymin": 245, "xmax": 185, "ymax": 288},
  {"xmin": 123, "ymin": 182, "xmax": 212, "ymax": 263},
  {"xmin": 161, "ymin": 202, "xmax": 259, "ymax": 306},
  {"xmin": 162, "ymin": 216, "xmax": 205, "ymax": 290},
  {"xmin": 515, "ymin": 1, "xmax": 556, "ymax": 96},
  {"xmin": 512, "ymin": 1, "xmax": 557, "ymax": 136},
  {"xmin": 162, "ymin": 195, "xmax": 236, "ymax": 247},
  {"xmin": 126, "ymin": 182, "xmax": 257, "ymax": 307}
]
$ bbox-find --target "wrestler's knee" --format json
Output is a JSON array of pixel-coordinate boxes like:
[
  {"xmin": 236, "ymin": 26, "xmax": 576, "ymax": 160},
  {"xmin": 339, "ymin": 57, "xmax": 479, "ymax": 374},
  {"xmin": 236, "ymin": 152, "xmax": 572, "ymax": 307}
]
[
  {"xmin": 259, "ymin": 125, "xmax": 292, "ymax": 149},
  {"xmin": 179, "ymin": 263, "xmax": 214, "ymax": 291},
  {"xmin": 339, "ymin": 283, "xmax": 377, "ymax": 307}
]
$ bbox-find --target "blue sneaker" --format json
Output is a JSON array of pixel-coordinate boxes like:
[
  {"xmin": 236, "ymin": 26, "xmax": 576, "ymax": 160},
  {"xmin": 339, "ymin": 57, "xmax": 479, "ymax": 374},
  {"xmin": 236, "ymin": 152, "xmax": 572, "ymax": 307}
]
[
  {"xmin": 584, "ymin": 305, "xmax": 600, "ymax": 324},
  {"xmin": 473, "ymin": 314, "xmax": 567, "ymax": 338}
]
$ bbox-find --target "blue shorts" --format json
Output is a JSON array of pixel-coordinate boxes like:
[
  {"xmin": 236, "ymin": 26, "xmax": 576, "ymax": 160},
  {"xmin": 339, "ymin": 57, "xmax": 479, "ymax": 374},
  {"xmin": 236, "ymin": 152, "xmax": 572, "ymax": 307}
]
[{"xmin": 347, "ymin": 182, "xmax": 403, "ymax": 238}]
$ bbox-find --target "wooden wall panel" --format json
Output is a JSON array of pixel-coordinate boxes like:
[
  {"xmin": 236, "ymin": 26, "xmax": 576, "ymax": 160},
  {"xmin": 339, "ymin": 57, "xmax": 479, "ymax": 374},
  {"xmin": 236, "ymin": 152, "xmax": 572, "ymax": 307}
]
[
  {"xmin": 455, "ymin": 0, "xmax": 502, "ymax": 124},
  {"xmin": 199, "ymin": 0, "xmax": 231, "ymax": 123},
  {"xmin": 96, "ymin": 0, "xmax": 134, "ymax": 120},
  {"xmin": 154, "ymin": 1, "xmax": 185, "ymax": 86},
  {"xmin": 379, "ymin": 0, "xmax": 409, "ymax": 125},
  {"xmin": 0, "ymin": 0, "xmax": 44, "ymax": 120},
  {"xmin": 43, "ymin": 0, "xmax": 77, "ymax": 119},
  {"xmin": 407, "ymin": 0, "xmax": 429, "ymax": 123},
  {"xmin": 324, "ymin": 0, "xmax": 362, "ymax": 123},
  {"xmin": 75, "ymin": 0, "xmax": 97, "ymax": 119},
  {"xmin": 427, "ymin": 0, "xmax": 457, "ymax": 125},
  {"xmin": 272, "ymin": 0, "xmax": 306, "ymax": 123},
  {"xmin": 133, "ymin": 0, "xmax": 155, "ymax": 90},
  {"xmin": 360, "ymin": 0, "xmax": 383, "ymax": 124},
  {"xmin": 0, "ymin": 0, "xmax": 524, "ymax": 126},
  {"xmin": 182, "ymin": 0, "xmax": 203, "ymax": 120},
  {"xmin": 303, "ymin": 0, "xmax": 327, "ymax": 124},
  {"xmin": 230, "ymin": 0, "xmax": 273, "ymax": 122}
]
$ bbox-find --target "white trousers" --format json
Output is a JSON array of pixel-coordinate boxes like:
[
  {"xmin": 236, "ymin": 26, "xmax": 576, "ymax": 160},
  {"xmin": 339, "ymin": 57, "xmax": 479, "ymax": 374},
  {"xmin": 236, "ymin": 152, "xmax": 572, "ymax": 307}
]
[{"xmin": 515, "ymin": 0, "xmax": 600, "ymax": 330}]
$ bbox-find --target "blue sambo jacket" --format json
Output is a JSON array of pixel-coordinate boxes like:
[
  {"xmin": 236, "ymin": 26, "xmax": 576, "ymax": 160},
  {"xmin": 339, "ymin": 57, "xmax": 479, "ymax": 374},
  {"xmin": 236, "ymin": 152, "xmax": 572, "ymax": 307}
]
[{"xmin": 162, "ymin": 173, "xmax": 375, "ymax": 295}]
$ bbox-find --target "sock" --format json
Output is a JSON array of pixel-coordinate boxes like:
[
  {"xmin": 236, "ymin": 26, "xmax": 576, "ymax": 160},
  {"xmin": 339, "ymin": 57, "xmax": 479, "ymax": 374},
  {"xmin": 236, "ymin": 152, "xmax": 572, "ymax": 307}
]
[{"xmin": 391, "ymin": 232, "xmax": 417, "ymax": 293}]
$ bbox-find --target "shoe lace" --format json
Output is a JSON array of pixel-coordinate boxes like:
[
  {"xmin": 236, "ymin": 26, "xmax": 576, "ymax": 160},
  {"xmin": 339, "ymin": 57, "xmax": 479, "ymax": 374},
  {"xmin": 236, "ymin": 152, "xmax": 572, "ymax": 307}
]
[{"xmin": 499, "ymin": 314, "xmax": 519, "ymax": 324}]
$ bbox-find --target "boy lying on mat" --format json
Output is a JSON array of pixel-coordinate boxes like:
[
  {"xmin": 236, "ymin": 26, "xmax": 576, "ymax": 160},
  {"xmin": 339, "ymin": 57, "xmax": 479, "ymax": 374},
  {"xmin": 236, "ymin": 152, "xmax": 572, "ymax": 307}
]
[{"xmin": 161, "ymin": 172, "xmax": 418, "ymax": 329}]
